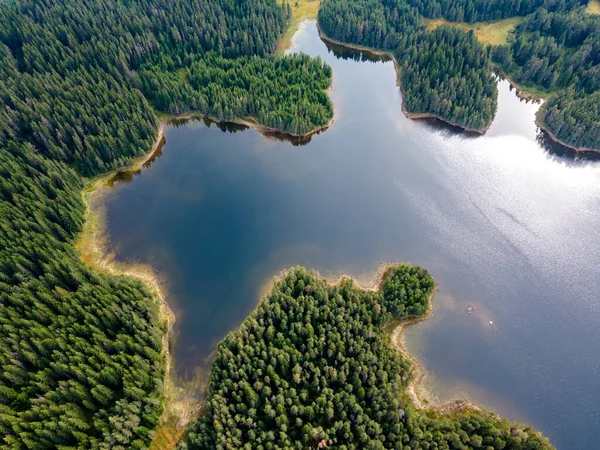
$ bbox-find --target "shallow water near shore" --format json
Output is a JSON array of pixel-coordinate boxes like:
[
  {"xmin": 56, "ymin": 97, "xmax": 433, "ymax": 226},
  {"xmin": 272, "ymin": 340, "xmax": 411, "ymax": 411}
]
[{"xmin": 103, "ymin": 21, "xmax": 600, "ymax": 449}]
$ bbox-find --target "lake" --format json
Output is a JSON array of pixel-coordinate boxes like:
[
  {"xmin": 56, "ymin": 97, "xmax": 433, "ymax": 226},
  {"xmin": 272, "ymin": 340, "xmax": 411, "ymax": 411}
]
[{"xmin": 102, "ymin": 21, "xmax": 600, "ymax": 449}]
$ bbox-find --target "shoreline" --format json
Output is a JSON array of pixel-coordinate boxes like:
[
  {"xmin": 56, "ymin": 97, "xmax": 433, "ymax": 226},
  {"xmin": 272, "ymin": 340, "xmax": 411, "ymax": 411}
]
[
  {"xmin": 319, "ymin": 22, "xmax": 600, "ymax": 150},
  {"xmin": 75, "ymin": 62, "xmax": 337, "ymax": 447},
  {"xmin": 491, "ymin": 65, "xmax": 547, "ymax": 103},
  {"xmin": 76, "ymin": 119, "xmax": 202, "ymax": 450},
  {"xmin": 276, "ymin": 0, "xmax": 322, "ymax": 55},
  {"xmin": 236, "ymin": 113, "xmax": 334, "ymax": 140},
  {"xmin": 492, "ymin": 65, "xmax": 600, "ymax": 154},
  {"xmin": 535, "ymin": 116, "xmax": 600, "ymax": 155},
  {"xmin": 72, "ymin": 21, "xmax": 582, "ymax": 445},
  {"xmin": 317, "ymin": 25, "xmax": 492, "ymax": 135},
  {"xmin": 152, "ymin": 102, "xmax": 335, "ymax": 144},
  {"xmin": 388, "ymin": 288, "xmax": 481, "ymax": 414},
  {"xmin": 75, "ymin": 100, "xmax": 337, "ymax": 448}
]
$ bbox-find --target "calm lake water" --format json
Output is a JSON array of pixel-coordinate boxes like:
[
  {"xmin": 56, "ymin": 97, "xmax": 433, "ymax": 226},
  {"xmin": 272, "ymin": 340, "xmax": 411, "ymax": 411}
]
[{"xmin": 103, "ymin": 21, "xmax": 600, "ymax": 449}]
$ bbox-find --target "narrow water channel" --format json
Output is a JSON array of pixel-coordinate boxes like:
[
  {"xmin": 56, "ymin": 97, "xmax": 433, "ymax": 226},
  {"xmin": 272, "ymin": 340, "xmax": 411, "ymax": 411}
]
[{"xmin": 103, "ymin": 21, "xmax": 600, "ymax": 449}]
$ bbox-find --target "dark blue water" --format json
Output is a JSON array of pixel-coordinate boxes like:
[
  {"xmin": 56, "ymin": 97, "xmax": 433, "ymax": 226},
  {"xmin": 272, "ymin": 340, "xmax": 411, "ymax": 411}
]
[{"xmin": 103, "ymin": 21, "xmax": 600, "ymax": 449}]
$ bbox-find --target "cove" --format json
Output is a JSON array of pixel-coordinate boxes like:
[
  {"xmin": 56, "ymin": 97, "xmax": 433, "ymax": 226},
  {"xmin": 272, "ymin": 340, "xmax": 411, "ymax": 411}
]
[{"xmin": 102, "ymin": 21, "xmax": 600, "ymax": 449}]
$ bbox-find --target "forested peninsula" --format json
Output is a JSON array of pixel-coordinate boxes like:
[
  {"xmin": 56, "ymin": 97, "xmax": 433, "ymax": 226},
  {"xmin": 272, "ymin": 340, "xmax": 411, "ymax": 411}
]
[
  {"xmin": 318, "ymin": 0, "xmax": 498, "ymax": 132},
  {"xmin": 492, "ymin": 8, "xmax": 600, "ymax": 150},
  {"xmin": 318, "ymin": 0, "xmax": 600, "ymax": 150},
  {"xmin": 179, "ymin": 265, "xmax": 552, "ymax": 449}
]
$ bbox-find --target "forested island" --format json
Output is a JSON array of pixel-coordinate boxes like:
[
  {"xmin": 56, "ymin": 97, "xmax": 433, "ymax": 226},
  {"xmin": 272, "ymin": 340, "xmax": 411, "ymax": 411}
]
[{"xmin": 318, "ymin": 0, "xmax": 600, "ymax": 149}]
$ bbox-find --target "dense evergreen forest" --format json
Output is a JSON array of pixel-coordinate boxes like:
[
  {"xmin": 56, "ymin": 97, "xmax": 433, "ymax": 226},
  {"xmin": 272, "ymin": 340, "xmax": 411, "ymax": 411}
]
[
  {"xmin": 140, "ymin": 53, "xmax": 332, "ymax": 136},
  {"xmin": 406, "ymin": 0, "xmax": 585, "ymax": 23},
  {"xmin": 0, "ymin": 142, "xmax": 165, "ymax": 448},
  {"xmin": 0, "ymin": 0, "xmax": 332, "ymax": 447},
  {"xmin": 0, "ymin": 0, "xmax": 332, "ymax": 176},
  {"xmin": 319, "ymin": 0, "xmax": 497, "ymax": 131},
  {"xmin": 492, "ymin": 8, "xmax": 600, "ymax": 149},
  {"xmin": 178, "ymin": 265, "xmax": 553, "ymax": 449}
]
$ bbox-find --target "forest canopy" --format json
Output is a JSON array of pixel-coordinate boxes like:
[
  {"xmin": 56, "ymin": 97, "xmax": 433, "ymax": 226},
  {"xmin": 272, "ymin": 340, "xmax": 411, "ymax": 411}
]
[
  {"xmin": 406, "ymin": 0, "xmax": 586, "ymax": 23},
  {"xmin": 0, "ymin": 0, "xmax": 594, "ymax": 446},
  {"xmin": 0, "ymin": 0, "xmax": 332, "ymax": 177},
  {"xmin": 139, "ymin": 53, "xmax": 332, "ymax": 136},
  {"xmin": 0, "ymin": 141, "xmax": 165, "ymax": 449},
  {"xmin": 178, "ymin": 265, "xmax": 553, "ymax": 449}
]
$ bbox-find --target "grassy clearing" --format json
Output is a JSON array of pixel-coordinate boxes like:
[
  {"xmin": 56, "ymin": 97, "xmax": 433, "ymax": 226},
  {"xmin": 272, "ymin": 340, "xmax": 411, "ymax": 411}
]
[
  {"xmin": 423, "ymin": 16, "xmax": 522, "ymax": 46},
  {"xmin": 276, "ymin": 0, "xmax": 321, "ymax": 54},
  {"xmin": 498, "ymin": 71, "xmax": 549, "ymax": 100},
  {"xmin": 588, "ymin": 0, "xmax": 600, "ymax": 14},
  {"xmin": 149, "ymin": 375, "xmax": 206, "ymax": 450}
]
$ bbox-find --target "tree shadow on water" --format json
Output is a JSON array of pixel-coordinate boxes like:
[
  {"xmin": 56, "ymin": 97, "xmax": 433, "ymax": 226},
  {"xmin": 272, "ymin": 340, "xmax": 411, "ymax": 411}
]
[{"xmin": 536, "ymin": 129, "xmax": 600, "ymax": 165}]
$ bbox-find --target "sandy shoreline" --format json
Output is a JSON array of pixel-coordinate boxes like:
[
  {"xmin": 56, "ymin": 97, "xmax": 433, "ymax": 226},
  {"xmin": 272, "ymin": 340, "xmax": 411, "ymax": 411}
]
[
  {"xmin": 76, "ymin": 121, "xmax": 202, "ymax": 450},
  {"xmin": 75, "ymin": 49, "xmax": 336, "ymax": 447},
  {"xmin": 389, "ymin": 288, "xmax": 481, "ymax": 413},
  {"xmin": 76, "ymin": 95, "xmax": 338, "ymax": 447},
  {"xmin": 72, "ymin": 25, "xmax": 529, "ymax": 444}
]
